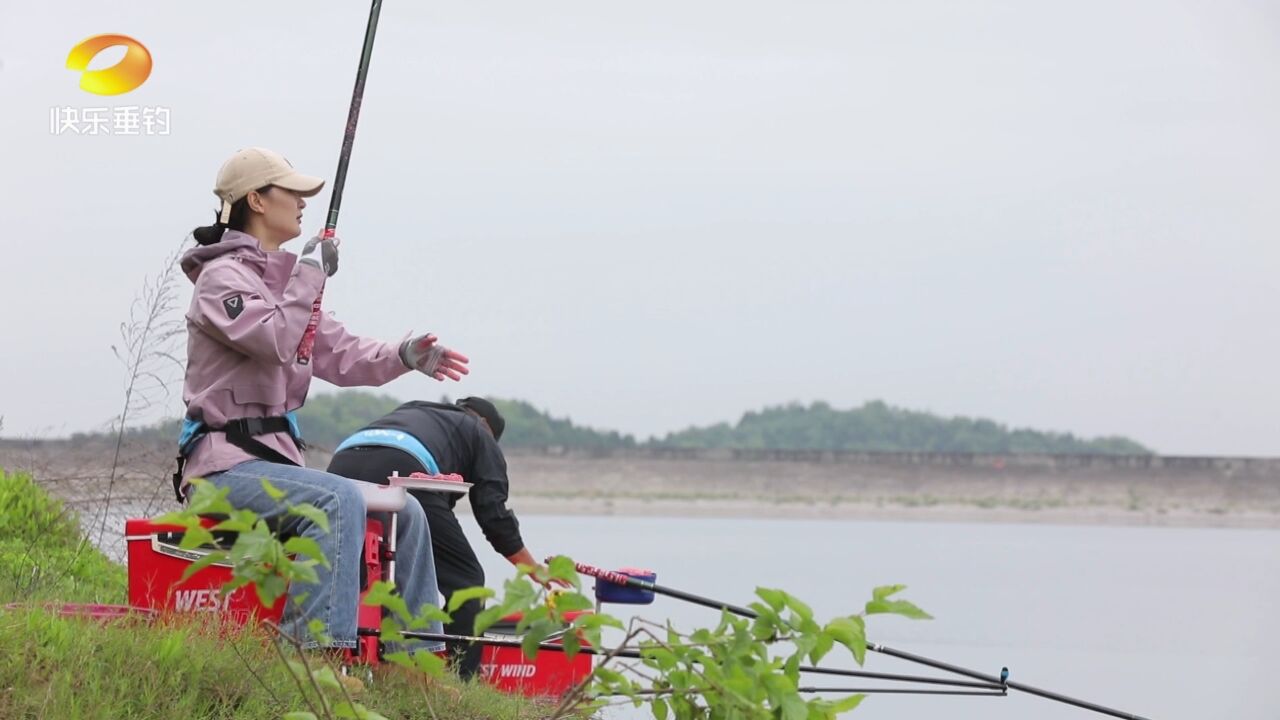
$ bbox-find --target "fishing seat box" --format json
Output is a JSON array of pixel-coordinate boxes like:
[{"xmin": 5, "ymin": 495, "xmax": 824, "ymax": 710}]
[
  {"xmin": 480, "ymin": 610, "xmax": 594, "ymax": 696},
  {"xmin": 125, "ymin": 517, "xmax": 287, "ymax": 624}
]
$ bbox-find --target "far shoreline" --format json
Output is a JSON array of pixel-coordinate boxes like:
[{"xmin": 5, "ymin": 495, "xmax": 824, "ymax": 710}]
[{"xmin": 487, "ymin": 494, "xmax": 1280, "ymax": 530}]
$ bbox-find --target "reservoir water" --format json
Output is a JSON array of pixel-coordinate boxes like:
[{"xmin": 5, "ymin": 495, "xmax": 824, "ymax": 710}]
[{"xmin": 462, "ymin": 514, "xmax": 1280, "ymax": 720}]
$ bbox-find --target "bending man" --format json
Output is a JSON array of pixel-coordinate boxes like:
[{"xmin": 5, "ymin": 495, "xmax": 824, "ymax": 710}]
[{"xmin": 327, "ymin": 398, "xmax": 544, "ymax": 679}]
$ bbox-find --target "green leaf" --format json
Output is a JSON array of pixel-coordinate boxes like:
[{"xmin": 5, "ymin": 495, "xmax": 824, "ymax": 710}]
[
  {"xmin": 829, "ymin": 693, "xmax": 866, "ymax": 714},
  {"xmin": 334, "ymin": 702, "xmax": 364, "ymax": 719},
  {"xmin": 211, "ymin": 517, "xmax": 253, "ymax": 534},
  {"xmin": 447, "ymin": 586, "xmax": 496, "ymax": 613},
  {"xmin": 780, "ymin": 693, "xmax": 808, "ymax": 720},
  {"xmin": 181, "ymin": 480, "xmax": 235, "ymax": 516},
  {"xmin": 515, "ymin": 605, "xmax": 549, "ymax": 634},
  {"xmin": 177, "ymin": 525, "xmax": 215, "ymax": 551},
  {"xmin": 287, "ymin": 503, "xmax": 330, "ymax": 533},
  {"xmin": 825, "ymin": 616, "xmax": 867, "ymax": 666},
  {"xmin": 283, "ymin": 536, "xmax": 331, "ymax": 569},
  {"xmin": 756, "ymin": 587, "xmax": 786, "ymax": 611},
  {"xmin": 761, "ymin": 673, "xmax": 789, "ymax": 707},
  {"xmin": 575, "ymin": 612, "xmax": 624, "ymax": 631},
  {"xmin": 792, "ymin": 633, "xmax": 818, "ymax": 660},
  {"xmin": 653, "ymin": 697, "xmax": 670, "ymax": 720},
  {"xmin": 383, "ymin": 650, "xmax": 415, "ymax": 671},
  {"xmin": 253, "ymin": 574, "xmax": 289, "ymax": 607},
  {"xmin": 666, "ymin": 668, "xmax": 693, "ymax": 692},
  {"xmin": 363, "ymin": 580, "xmax": 397, "ymax": 606},
  {"xmin": 413, "ymin": 649, "xmax": 446, "ymax": 677},
  {"xmin": 783, "ymin": 654, "xmax": 802, "ymax": 682},
  {"xmin": 548, "ymin": 591, "xmax": 593, "ymax": 613},
  {"xmin": 547, "ymin": 555, "xmax": 579, "ymax": 585},
  {"xmin": 783, "ymin": 593, "xmax": 814, "ymax": 623},
  {"xmin": 871, "ymin": 584, "xmax": 906, "ymax": 602},
  {"xmin": 152, "ymin": 511, "xmax": 196, "ymax": 528},
  {"xmin": 561, "ymin": 628, "xmax": 581, "ymax": 659},
  {"xmin": 809, "ymin": 630, "xmax": 835, "ymax": 664},
  {"xmin": 751, "ymin": 614, "xmax": 779, "ymax": 641},
  {"xmin": 505, "ymin": 576, "xmax": 539, "ymax": 607},
  {"xmin": 521, "ymin": 622, "xmax": 553, "ymax": 660},
  {"xmin": 473, "ymin": 606, "xmax": 507, "ymax": 636},
  {"xmin": 363, "ymin": 581, "xmax": 410, "ymax": 619},
  {"xmin": 863, "ymin": 599, "xmax": 932, "ymax": 620},
  {"xmin": 178, "ymin": 550, "xmax": 227, "ymax": 582},
  {"xmin": 310, "ymin": 666, "xmax": 341, "ymax": 691},
  {"xmin": 283, "ymin": 713, "xmax": 319, "ymax": 720},
  {"xmin": 593, "ymin": 666, "xmax": 627, "ymax": 687},
  {"xmin": 338, "ymin": 704, "xmax": 388, "ymax": 720},
  {"xmin": 261, "ymin": 477, "xmax": 286, "ymax": 502},
  {"xmin": 640, "ymin": 646, "xmax": 678, "ymax": 671},
  {"xmin": 379, "ymin": 617, "xmax": 403, "ymax": 644},
  {"xmin": 288, "ymin": 561, "xmax": 320, "ymax": 586},
  {"xmin": 411, "ymin": 605, "xmax": 452, "ymax": 625}
]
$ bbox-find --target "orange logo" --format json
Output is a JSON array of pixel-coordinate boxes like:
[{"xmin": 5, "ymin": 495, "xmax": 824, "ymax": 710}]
[{"xmin": 66, "ymin": 34, "xmax": 152, "ymax": 96}]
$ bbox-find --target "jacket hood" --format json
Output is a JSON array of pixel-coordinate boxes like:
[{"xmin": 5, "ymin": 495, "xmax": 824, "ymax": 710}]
[{"xmin": 180, "ymin": 230, "xmax": 267, "ymax": 282}]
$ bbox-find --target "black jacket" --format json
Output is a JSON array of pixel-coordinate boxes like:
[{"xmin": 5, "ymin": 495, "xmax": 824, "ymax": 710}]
[{"xmin": 364, "ymin": 401, "xmax": 523, "ymax": 556}]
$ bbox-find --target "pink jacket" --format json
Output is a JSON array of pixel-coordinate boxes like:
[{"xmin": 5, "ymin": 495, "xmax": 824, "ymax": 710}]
[{"xmin": 179, "ymin": 230, "xmax": 409, "ymax": 481}]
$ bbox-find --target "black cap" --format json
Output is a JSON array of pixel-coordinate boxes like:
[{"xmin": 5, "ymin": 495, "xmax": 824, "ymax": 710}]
[{"xmin": 456, "ymin": 397, "xmax": 505, "ymax": 441}]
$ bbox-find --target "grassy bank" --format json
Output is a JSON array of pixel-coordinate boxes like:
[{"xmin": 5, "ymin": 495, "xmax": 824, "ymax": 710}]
[{"xmin": 0, "ymin": 470, "xmax": 550, "ymax": 720}]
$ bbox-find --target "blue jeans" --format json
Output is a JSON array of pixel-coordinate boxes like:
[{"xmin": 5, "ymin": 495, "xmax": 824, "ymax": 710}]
[{"xmin": 204, "ymin": 460, "xmax": 444, "ymax": 653}]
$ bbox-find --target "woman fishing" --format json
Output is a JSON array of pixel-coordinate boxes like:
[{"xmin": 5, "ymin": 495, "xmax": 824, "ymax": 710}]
[{"xmin": 176, "ymin": 146, "xmax": 468, "ymax": 653}]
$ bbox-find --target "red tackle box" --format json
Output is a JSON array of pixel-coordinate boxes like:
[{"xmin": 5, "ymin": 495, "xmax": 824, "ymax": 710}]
[
  {"xmin": 125, "ymin": 517, "xmax": 286, "ymax": 624},
  {"xmin": 479, "ymin": 610, "xmax": 595, "ymax": 696}
]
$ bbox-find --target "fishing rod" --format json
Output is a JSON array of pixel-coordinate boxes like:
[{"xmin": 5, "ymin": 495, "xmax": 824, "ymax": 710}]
[
  {"xmin": 598, "ymin": 687, "xmax": 1007, "ymax": 698},
  {"xmin": 569, "ymin": 561, "xmax": 1151, "ymax": 720},
  {"xmin": 383, "ymin": 629, "xmax": 1005, "ymax": 694},
  {"xmin": 296, "ymin": 0, "xmax": 384, "ymax": 365}
]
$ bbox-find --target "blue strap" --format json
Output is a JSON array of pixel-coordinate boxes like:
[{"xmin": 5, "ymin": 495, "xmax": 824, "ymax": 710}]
[
  {"xmin": 178, "ymin": 411, "xmax": 304, "ymax": 456},
  {"xmin": 285, "ymin": 411, "xmax": 303, "ymax": 444},
  {"xmin": 178, "ymin": 417, "xmax": 206, "ymax": 455},
  {"xmin": 335, "ymin": 428, "xmax": 441, "ymax": 474}
]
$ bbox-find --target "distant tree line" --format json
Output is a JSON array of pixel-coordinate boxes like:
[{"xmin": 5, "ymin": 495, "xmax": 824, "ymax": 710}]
[
  {"xmin": 650, "ymin": 400, "xmax": 1150, "ymax": 455},
  {"xmin": 63, "ymin": 392, "xmax": 1149, "ymax": 455},
  {"xmin": 299, "ymin": 393, "xmax": 1149, "ymax": 455}
]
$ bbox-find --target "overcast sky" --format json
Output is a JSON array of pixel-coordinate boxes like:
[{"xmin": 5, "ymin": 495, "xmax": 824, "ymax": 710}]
[{"xmin": 1, "ymin": 0, "xmax": 1277, "ymax": 455}]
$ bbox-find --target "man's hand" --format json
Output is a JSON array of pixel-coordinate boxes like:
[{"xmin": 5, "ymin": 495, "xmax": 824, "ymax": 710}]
[
  {"xmin": 507, "ymin": 547, "xmax": 573, "ymax": 589},
  {"xmin": 399, "ymin": 333, "xmax": 470, "ymax": 381}
]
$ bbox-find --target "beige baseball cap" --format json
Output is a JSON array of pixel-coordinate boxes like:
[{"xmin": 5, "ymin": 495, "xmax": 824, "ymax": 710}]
[{"xmin": 214, "ymin": 147, "xmax": 326, "ymax": 223}]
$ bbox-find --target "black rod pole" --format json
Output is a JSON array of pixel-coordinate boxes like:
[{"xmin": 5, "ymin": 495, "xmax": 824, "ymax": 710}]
[
  {"xmin": 296, "ymin": 0, "xmax": 384, "ymax": 365},
  {"xmin": 600, "ymin": 687, "xmax": 1007, "ymax": 698},
  {"xmin": 387, "ymin": 630, "xmax": 1003, "ymax": 691},
  {"xmin": 869, "ymin": 643, "xmax": 1149, "ymax": 720},
  {"xmin": 570, "ymin": 560, "xmax": 1151, "ymax": 720},
  {"xmin": 325, "ymin": 0, "xmax": 383, "ymax": 233}
]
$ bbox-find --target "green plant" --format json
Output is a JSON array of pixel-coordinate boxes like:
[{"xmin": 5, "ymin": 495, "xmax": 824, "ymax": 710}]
[
  {"xmin": 361, "ymin": 557, "xmax": 932, "ymax": 720},
  {"xmin": 163, "ymin": 478, "xmax": 930, "ymax": 720},
  {"xmin": 0, "ymin": 470, "xmax": 127, "ymax": 603},
  {"xmin": 155, "ymin": 478, "xmax": 378, "ymax": 720}
]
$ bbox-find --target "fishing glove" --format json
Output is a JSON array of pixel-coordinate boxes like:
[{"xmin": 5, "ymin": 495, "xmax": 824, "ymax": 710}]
[
  {"xmin": 400, "ymin": 333, "xmax": 470, "ymax": 381},
  {"xmin": 300, "ymin": 233, "xmax": 340, "ymax": 277}
]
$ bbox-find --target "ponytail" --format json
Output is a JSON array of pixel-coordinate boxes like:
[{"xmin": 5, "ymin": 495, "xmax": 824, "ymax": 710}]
[
  {"xmin": 192, "ymin": 221, "xmax": 227, "ymax": 246},
  {"xmin": 189, "ymin": 185, "xmax": 273, "ymax": 246}
]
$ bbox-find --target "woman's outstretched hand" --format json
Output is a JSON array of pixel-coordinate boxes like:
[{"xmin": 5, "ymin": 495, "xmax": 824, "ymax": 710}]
[{"xmin": 399, "ymin": 333, "xmax": 470, "ymax": 381}]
